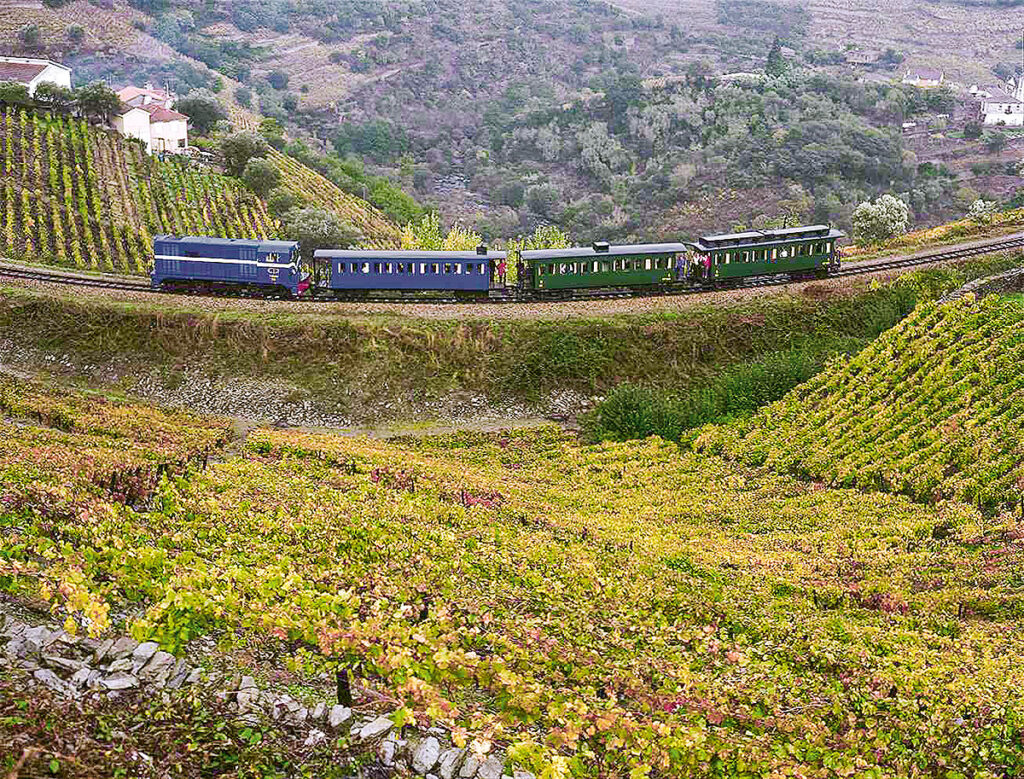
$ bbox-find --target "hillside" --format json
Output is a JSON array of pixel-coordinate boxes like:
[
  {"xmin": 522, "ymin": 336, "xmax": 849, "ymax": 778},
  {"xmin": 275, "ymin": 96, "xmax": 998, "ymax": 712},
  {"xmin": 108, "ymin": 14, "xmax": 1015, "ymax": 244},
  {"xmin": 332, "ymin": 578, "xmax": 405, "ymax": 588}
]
[
  {"xmin": 2, "ymin": 373, "xmax": 1024, "ymax": 774},
  {"xmin": 0, "ymin": 108, "xmax": 399, "ymax": 273},
  {"xmin": 2, "ymin": 0, "xmax": 1022, "ymax": 242},
  {"xmin": 696, "ymin": 294, "xmax": 1024, "ymax": 508}
]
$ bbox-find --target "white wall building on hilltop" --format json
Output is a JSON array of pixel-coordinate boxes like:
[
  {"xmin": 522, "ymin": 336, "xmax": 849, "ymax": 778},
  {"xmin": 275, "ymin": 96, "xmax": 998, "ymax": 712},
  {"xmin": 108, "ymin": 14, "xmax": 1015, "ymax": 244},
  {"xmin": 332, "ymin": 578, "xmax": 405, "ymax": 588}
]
[
  {"xmin": 0, "ymin": 55, "xmax": 71, "ymax": 95},
  {"xmin": 971, "ymin": 80, "xmax": 1024, "ymax": 127}
]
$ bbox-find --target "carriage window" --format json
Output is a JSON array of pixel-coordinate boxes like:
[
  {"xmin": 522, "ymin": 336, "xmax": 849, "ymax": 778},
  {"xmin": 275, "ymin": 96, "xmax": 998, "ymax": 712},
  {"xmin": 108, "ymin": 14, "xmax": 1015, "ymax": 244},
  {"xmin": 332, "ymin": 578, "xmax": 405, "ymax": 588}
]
[
  {"xmin": 428, "ymin": 263, "xmax": 438, "ymax": 274},
  {"xmin": 359, "ymin": 262, "xmax": 369, "ymax": 274},
  {"xmin": 601, "ymin": 261, "xmax": 609, "ymax": 272},
  {"xmin": 480, "ymin": 263, "xmax": 488, "ymax": 274},
  {"xmin": 337, "ymin": 263, "xmax": 345, "ymax": 274},
  {"xmin": 538, "ymin": 264, "xmax": 545, "ymax": 276}
]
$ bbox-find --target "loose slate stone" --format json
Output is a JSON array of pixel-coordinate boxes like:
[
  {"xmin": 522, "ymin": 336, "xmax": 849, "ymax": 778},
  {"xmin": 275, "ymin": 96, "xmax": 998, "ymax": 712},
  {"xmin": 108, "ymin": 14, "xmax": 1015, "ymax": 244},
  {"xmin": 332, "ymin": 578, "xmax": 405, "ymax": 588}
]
[
  {"xmin": 69, "ymin": 667, "xmax": 93, "ymax": 688},
  {"xmin": 108, "ymin": 637, "xmax": 138, "ymax": 661},
  {"xmin": 328, "ymin": 704, "xmax": 352, "ymax": 730},
  {"xmin": 476, "ymin": 757, "xmax": 504, "ymax": 779},
  {"xmin": 92, "ymin": 638, "xmax": 115, "ymax": 664},
  {"xmin": 311, "ymin": 702, "xmax": 325, "ymax": 722},
  {"xmin": 513, "ymin": 771, "xmax": 536, "ymax": 779},
  {"xmin": 438, "ymin": 748, "xmax": 465, "ymax": 779},
  {"xmin": 107, "ymin": 657, "xmax": 132, "ymax": 673},
  {"xmin": 44, "ymin": 654, "xmax": 86, "ymax": 673},
  {"xmin": 140, "ymin": 651, "xmax": 175, "ymax": 681},
  {"xmin": 378, "ymin": 739, "xmax": 397, "ymax": 767},
  {"xmin": 33, "ymin": 668, "xmax": 69, "ymax": 695},
  {"xmin": 102, "ymin": 672, "xmax": 139, "ymax": 690},
  {"xmin": 412, "ymin": 737, "xmax": 442, "ymax": 774},
  {"xmin": 239, "ymin": 675, "xmax": 257, "ymax": 690},
  {"xmin": 131, "ymin": 642, "xmax": 160, "ymax": 673},
  {"xmin": 304, "ymin": 729, "xmax": 327, "ymax": 747},
  {"xmin": 358, "ymin": 714, "xmax": 394, "ymax": 741},
  {"xmin": 459, "ymin": 755, "xmax": 483, "ymax": 778}
]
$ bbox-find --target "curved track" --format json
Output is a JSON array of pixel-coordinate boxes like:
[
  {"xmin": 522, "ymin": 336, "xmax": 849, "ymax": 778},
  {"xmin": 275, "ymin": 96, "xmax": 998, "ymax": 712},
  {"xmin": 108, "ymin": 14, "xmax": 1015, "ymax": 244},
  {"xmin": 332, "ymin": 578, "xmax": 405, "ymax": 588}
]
[{"xmin": 1, "ymin": 233, "xmax": 1023, "ymax": 305}]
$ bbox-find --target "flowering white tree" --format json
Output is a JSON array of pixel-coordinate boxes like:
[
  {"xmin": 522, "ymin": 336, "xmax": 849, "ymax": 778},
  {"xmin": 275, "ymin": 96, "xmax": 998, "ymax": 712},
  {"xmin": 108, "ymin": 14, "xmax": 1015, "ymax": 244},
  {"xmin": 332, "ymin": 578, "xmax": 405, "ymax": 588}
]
[
  {"xmin": 967, "ymin": 199, "xmax": 997, "ymax": 222},
  {"xmin": 851, "ymin": 194, "xmax": 910, "ymax": 244}
]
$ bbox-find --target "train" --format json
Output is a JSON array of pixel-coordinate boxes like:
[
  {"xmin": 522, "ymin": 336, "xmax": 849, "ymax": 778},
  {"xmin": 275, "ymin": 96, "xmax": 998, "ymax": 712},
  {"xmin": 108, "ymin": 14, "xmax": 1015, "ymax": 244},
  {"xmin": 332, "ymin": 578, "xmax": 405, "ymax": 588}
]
[{"xmin": 149, "ymin": 224, "xmax": 845, "ymax": 300}]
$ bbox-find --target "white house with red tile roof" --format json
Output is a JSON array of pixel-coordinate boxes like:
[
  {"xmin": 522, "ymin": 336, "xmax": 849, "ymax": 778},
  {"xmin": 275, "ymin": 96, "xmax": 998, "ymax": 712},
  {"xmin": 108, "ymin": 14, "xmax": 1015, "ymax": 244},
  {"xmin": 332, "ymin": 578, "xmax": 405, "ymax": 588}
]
[
  {"xmin": 0, "ymin": 56, "xmax": 71, "ymax": 95},
  {"xmin": 140, "ymin": 103, "xmax": 188, "ymax": 153},
  {"xmin": 116, "ymin": 83, "xmax": 174, "ymax": 109},
  {"xmin": 113, "ymin": 103, "xmax": 153, "ymax": 153}
]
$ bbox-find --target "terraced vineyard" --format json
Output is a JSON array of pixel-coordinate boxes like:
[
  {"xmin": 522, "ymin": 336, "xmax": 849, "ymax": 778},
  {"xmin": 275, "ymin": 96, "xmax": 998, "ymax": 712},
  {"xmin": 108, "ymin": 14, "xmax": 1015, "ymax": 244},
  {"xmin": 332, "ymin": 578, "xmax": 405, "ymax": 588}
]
[
  {"xmin": 269, "ymin": 148, "xmax": 402, "ymax": 248},
  {"xmin": 0, "ymin": 108, "xmax": 278, "ymax": 273},
  {"xmin": 3, "ymin": 371, "xmax": 1023, "ymax": 775},
  {"xmin": 696, "ymin": 294, "xmax": 1024, "ymax": 509},
  {"xmin": 0, "ymin": 109, "xmax": 403, "ymax": 273}
]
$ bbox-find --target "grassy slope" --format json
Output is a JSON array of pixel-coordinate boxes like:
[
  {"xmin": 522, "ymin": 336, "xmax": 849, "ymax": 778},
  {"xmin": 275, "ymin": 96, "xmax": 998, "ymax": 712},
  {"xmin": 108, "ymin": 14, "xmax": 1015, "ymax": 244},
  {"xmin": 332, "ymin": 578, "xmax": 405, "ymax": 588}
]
[
  {"xmin": 0, "ymin": 108, "xmax": 400, "ymax": 272},
  {"xmin": 2, "ymin": 378, "xmax": 1023, "ymax": 774},
  {"xmin": 696, "ymin": 293, "xmax": 1024, "ymax": 509}
]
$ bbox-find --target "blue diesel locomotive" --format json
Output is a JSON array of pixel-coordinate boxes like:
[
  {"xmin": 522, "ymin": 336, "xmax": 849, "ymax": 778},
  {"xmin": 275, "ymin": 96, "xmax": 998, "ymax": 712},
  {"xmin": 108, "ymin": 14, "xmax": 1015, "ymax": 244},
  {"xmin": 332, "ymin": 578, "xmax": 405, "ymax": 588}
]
[{"xmin": 152, "ymin": 235, "xmax": 307, "ymax": 297}]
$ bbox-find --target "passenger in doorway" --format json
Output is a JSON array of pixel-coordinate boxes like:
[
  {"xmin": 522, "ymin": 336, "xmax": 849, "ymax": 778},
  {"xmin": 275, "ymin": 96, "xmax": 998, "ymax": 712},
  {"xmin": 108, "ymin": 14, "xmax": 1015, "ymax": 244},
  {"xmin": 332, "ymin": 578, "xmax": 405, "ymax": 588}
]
[{"xmin": 498, "ymin": 258, "xmax": 507, "ymax": 286}]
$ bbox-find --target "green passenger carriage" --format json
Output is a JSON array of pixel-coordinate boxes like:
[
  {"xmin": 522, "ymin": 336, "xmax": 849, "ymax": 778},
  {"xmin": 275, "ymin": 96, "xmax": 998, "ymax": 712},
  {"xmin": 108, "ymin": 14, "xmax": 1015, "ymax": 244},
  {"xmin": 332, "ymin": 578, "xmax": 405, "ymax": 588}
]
[
  {"xmin": 521, "ymin": 242, "xmax": 688, "ymax": 291},
  {"xmin": 687, "ymin": 224, "xmax": 844, "ymax": 285},
  {"xmin": 519, "ymin": 225, "xmax": 844, "ymax": 293}
]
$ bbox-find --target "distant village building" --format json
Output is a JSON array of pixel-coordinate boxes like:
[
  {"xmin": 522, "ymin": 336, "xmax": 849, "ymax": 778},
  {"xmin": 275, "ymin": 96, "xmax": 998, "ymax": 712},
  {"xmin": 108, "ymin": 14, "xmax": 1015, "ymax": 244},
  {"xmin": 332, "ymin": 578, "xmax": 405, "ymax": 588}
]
[
  {"xmin": 971, "ymin": 80, "xmax": 1024, "ymax": 127},
  {"xmin": 846, "ymin": 49, "xmax": 881, "ymax": 66},
  {"xmin": 112, "ymin": 83, "xmax": 189, "ymax": 154},
  {"xmin": 902, "ymin": 67, "xmax": 944, "ymax": 88},
  {"xmin": 0, "ymin": 55, "xmax": 71, "ymax": 95}
]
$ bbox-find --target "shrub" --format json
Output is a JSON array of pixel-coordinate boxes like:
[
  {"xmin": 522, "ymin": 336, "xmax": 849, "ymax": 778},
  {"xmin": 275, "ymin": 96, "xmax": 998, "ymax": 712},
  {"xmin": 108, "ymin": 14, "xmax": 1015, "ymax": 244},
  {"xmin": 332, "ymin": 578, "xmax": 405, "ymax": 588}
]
[
  {"xmin": 267, "ymin": 188, "xmax": 302, "ymax": 219},
  {"xmin": 220, "ymin": 131, "xmax": 268, "ymax": 178},
  {"xmin": 241, "ymin": 157, "xmax": 280, "ymax": 197},
  {"xmin": 234, "ymin": 87, "xmax": 252, "ymax": 108},
  {"xmin": 66, "ymin": 24, "xmax": 85, "ymax": 43},
  {"xmin": 852, "ymin": 194, "xmax": 910, "ymax": 245},
  {"xmin": 283, "ymin": 206, "xmax": 361, "ymax": 261},
  {"xmin": 174, "ymin": 89, "xmax": 226, "ymax": 136},
  {"xmin": 267, "ymin": 70, "xmax": 289, "ymax": 90},
  {"xmin": 18, "ymin": 24, "xmax": 42, "ymax": 48}
]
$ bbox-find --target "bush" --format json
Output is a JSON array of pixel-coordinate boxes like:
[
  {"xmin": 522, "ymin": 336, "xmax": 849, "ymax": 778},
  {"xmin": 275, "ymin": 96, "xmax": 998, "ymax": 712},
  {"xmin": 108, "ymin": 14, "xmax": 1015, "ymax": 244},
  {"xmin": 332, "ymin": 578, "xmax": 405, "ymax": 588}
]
[
  {"xmin": 174, "ymin": 89, "xmax": 226, "ymax": 136},
  {"xmin": 583, "ymin": 346, "xmax": 840, "ymax": 444},
  {"xmin": 851, "ymin": 194, "xmax": 910, "ymax": 245},
  {"xmin": 241, "ymin": 157, "xmax": 280, "ymax": 197},
  {"xmin": 267, "ymin": 188, "xmax": 302, "ymax": 219},
  {"xmin": 18, "ymin": 24, "xmax": 41, "ymax": 48},
  {"xmin": 67, "ymin": 24, "xmax": 85, "ymax": 43},
  {"xmin": 0, "ymin": 81, "xmax": 33, "ymax": 108},
  {"xmin": 964, "ymin": 121, "xmax": 983, "ymax": 140},
  {"xmin": 234, "ymin": 87, "xmax": 252, "ymax": 108},
  {"xmin": 283, "ymin": 206, "xmax": 361, "ymax": 262},
  {"xmin": 220, "ymin": 131, "xmax": 269, "ymax": 178},
  {"xmin": 267, "ymin": 70, "xmax": 289, "ymax": 90}
]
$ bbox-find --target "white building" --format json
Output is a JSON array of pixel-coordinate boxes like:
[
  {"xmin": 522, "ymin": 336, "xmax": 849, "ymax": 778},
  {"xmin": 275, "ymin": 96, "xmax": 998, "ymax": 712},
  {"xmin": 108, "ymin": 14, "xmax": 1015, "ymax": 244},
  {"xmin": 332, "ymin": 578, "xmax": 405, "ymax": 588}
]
[
  {"xmin": 113, "ymin": 103, "xmax": 153, "ymax": 153},
  {"xmin": 0, "ymin": 56, "xmax": 71, "ymax": 95},
  {"xmin": 971, "ymin": 81, "xmax": 1024, "ymax": 127},
  {"xmin": 116, "ymin": 83, "xmax": 174, "ymax": 109},
  {"xmin": 902, "ymin": 67, "xmax": 944, "ymax": 88},
  {"xmin": 142, "ymin": 103, "xmax": 189, "ymax": 153}
]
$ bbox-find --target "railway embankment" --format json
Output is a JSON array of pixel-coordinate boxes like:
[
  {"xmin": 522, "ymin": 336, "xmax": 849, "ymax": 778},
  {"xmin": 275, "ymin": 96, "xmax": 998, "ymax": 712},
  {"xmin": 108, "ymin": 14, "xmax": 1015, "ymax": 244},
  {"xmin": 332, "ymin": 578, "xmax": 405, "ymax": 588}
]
[{"xmin": 0, "ymin": 251, "xmax": 1021, "ymax": 426}]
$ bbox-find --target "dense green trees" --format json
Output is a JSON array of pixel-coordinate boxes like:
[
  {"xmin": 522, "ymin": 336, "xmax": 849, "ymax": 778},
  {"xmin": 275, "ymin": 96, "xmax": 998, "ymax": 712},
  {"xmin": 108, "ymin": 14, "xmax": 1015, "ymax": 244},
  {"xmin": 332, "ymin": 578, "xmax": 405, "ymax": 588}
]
[
  {"xmin": 283, "ymin": 206, "xmax": 361, "ymax": 261},
  {"xmin": 174, "ymin": 89, "xmax": 226, "ymax": 135},
  {"xmin": 220, "ymin": 131, "xmax": 269, "ymax": 178}
]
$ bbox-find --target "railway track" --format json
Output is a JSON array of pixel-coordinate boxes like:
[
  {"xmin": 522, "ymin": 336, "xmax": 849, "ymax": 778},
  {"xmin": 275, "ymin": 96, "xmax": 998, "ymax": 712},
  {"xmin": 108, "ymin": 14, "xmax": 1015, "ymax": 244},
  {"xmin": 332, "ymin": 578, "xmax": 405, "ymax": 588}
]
[{"xmin": 2, "ymin": 233, "xmax": 1023, "ymax": 305}]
